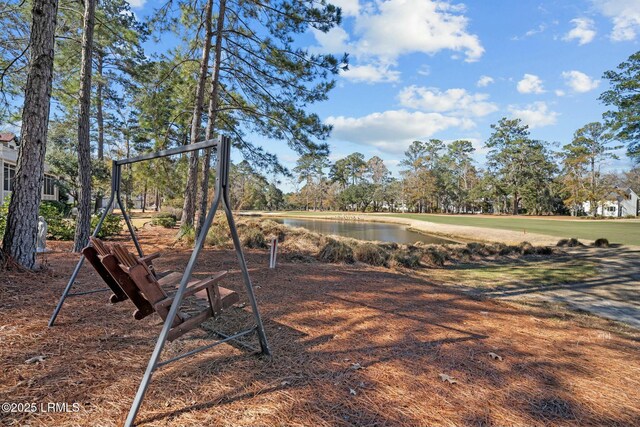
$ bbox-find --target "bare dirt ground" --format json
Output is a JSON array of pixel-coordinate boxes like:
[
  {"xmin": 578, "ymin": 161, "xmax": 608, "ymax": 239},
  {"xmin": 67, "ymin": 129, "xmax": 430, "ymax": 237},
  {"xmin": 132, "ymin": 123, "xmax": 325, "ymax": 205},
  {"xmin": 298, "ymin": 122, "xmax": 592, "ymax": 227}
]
[{"xmin": 1, "ymin": 227, "xmax": 640, "ymax": 426}]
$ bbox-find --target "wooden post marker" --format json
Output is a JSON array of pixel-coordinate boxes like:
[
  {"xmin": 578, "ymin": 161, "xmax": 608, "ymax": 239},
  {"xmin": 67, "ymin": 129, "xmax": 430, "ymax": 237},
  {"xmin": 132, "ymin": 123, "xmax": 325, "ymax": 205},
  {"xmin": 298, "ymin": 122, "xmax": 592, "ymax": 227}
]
[{"xmin": 269, "ymin": 238, "xmax": 278, "ymax": 269}]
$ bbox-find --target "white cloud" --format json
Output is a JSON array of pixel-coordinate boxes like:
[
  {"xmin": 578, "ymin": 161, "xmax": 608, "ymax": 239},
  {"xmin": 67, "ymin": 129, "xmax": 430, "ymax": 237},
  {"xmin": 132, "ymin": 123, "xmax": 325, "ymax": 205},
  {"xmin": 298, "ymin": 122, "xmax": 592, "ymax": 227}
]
[
  {"xmin": 511, "ymin": 24, "xmax": 547, "ymax": 41},
  {"xmin": 517, "ymin": 74, "xmax": 545, "ymax": 94},
  {"xmin": 417, "ymin": 65, "xmax": 431, "ymax": 76},
  {"xmin": 563, "ymin": 18, "xmax": 596, "ymax": 45},
  {"xmin": 354, "ymin": 0, "xmax": 483, "ymax": 62},
  {"xmin": 477, "ymin": 75, "xmax": 494, "ymax": 87},
  {"xmin": 330, "ymin": 0, "xmax": 360, "ymax": 17},
  {"xmin": 555, "ymin": 89, "xmax": 566, "ymax": 97},
  {"xmin": 312, "ymin": 0, "xmax": 484, "ymax": 84},
  {"xmin": 326, "ymin": 110, "xmax": 474, "ymax": 153},
  {"xmin": 525, "ymin": 24, "xmax": 546, "ymax": 37},
  {"xmin": 342, "ymin": 64, "xmax": 401, "ymax": 83},
  {"xmin": 312, "ymin": 26, "xmax": 350, "ymax": 54},
  {"xmin": 398, "ymin": 86, "xmax": 498, "ymax": 117},
  {"xmin": 508, "ymin": 102, "xmax": 559, "ymax": 128},
  {"xmin": 126, "ymin": 0, "xmax": 146, "ymax": 8},
  {"xmin": 593, "ymin": 0, "xmax": 640, "ymax": 41},
  {"xmin": 561, "ymin": 70, "xmax": 600, "ymax": 93}
]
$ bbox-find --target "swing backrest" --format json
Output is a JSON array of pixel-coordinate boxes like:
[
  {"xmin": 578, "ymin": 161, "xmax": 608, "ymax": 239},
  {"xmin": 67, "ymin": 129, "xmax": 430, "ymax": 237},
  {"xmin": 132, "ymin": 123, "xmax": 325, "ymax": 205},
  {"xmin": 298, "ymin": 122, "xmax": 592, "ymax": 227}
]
[{"xmin": 86, "ymin": 237, "xmax": 155, "ymax": 319}]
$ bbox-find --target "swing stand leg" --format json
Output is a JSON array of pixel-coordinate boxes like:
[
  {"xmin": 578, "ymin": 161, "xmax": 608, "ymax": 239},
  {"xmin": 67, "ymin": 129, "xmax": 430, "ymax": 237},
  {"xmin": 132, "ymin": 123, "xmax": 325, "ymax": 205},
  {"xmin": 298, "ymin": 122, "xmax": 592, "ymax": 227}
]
[{"xmin": 124, "ymin": 136, "xmax": 269, "ymax": 427}]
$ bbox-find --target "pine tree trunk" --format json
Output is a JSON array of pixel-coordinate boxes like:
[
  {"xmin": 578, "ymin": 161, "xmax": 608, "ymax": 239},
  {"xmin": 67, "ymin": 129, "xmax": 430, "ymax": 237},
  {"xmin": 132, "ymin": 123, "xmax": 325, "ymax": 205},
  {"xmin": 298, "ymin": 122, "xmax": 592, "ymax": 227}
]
[
  {"xmin": 181, "ymin": 0, "xmax": 214, "ymax": 231},
  {"xmin": 196, "ymin": 0, "xmax": 226, "ymax": 237},
  {"xmin": 1, "ymin": 0, "xmax": 59, "ymax": 269},
  {"xmin": 96, "ymin": 54, "xmax": 104, "ymax": 161},
  {"xmin": 142, "ymin": 182, "xmax": 147, "ymax": 213},
  {"xmin": 73, "ymin": 0, "xmax": 96, "ymax": 253},
  {"xmin": 94, "ymin": 53, "xmax": 104, "ymax": 212}
]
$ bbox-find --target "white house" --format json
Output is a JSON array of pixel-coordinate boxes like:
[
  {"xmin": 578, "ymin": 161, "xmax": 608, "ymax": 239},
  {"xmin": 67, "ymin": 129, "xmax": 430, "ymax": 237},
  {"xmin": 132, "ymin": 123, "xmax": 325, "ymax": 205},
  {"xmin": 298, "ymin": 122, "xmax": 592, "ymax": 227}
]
[
  {"xmin": 583, "ymin": 188, "xmax": 639, "ymax": 217},
  {"xmin": 1, "ymin": 132, "xmax": 59, "ymax": 203}
]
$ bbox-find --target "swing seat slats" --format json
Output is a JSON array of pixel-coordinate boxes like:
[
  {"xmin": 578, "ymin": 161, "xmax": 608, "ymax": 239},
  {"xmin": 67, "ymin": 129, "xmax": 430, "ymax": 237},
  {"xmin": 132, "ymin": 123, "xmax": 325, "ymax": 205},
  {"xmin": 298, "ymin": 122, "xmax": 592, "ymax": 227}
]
[{"xmin": 84, "ymin": 237, "xmax": 239, "ymax": 340}]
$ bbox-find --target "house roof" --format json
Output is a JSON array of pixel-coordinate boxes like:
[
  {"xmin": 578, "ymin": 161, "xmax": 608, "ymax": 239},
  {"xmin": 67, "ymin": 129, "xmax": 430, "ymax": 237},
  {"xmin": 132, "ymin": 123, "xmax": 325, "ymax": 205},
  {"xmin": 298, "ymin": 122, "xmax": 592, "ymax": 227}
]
[
  {"xmin": 0, "ymin": 132, "xmax": 16, "ymax": 143},
  {"xmin": 602, "ymin": 187, "xmax": 638, "ymax": 202}
]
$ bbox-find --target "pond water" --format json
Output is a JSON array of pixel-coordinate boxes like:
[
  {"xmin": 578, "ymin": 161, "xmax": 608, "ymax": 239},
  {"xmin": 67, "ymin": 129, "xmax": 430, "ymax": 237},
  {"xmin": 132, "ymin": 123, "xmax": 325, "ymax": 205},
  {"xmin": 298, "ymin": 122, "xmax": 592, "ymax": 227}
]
[{"xmin": 273, "ymin": 217, "xmax": 455, "ymax": 245}]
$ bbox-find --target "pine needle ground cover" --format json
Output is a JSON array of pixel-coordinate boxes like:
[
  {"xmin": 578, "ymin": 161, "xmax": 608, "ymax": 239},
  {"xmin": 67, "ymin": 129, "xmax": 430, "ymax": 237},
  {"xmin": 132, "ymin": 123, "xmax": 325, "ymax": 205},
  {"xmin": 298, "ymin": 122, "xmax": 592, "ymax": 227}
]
[{"xmin": 1, "ymin": 227, "xmax": 639, "ymax": 426}]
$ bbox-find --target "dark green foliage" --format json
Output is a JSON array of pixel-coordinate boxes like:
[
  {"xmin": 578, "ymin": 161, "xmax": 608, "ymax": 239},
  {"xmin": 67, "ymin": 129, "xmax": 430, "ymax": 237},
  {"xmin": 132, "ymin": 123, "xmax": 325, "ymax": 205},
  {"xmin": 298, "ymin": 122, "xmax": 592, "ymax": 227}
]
[
  {"xmin": 485, "ymin": 118, "xmax": 558, "ymax": 215},
  {"xmin": 318, "ymin": 239, "xmax": 354, "ymax": 263},
  {"xmin": 599, "ymin": 51, "xmax": 640, "ymax": 160},
  {"xmin": 31, "ymin": 202, "xmax": 123, "ymax": 241},
  {"xmin": 92, "ymin": 214, "xmax": 123, "ymax": 239},
  {"xmin": 39, "ymin": 203, "xmax": 75, "ymax": 240},
  {"xmin": 594, "ymin": 238, "xmax": 610, "ymax": 248},
  {"xmin": 0, "ymin": 197, "xmax": 9, "ymax": 239},
  {"xmin": 152, "ymin": 213, "xmax": 177, "ymax": 228},
  {"xmin": 338, "ymin": 182, "xmax": 375, "ymax": 212},
  {"xmin": 354, "ymin": 243, "xmax": 389, "ymax": 266}
]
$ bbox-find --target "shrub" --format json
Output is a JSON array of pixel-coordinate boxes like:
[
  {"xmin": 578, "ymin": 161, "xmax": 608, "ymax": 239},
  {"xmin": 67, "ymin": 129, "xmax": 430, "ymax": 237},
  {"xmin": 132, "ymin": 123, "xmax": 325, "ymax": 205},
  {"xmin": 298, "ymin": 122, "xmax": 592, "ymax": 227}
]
[
  {"xmin": 92, "ymin": 214, "xmax": 123, "ymax": 238},
  {"xmin": 379, "ymin": 242, "xmax": 399, "ymax": 251},
  {"xmin": 354, "ymin": 243, "xmax": 389, "ymax": 266},
  {"xmin": 241, "ymin": 228, "xmax": 267, "ymax": 248},
  {"xmin": 41, "ymin": 200, "xmax": 70, "ymax": 215},
  {"xmin": 556, "ymin": 238, "xmax": 582, "ymax": 247},
  {"xmin": 178, "ymin": 224, "xmax": 196, "ymax": 245},
  {"xmin": 498, "ymin": 245, "xmax": 519, "ymax": 256},
  {"xmin": 534, "ymin": 246, "xmax": 554, "ymax": 255},
  {"xmin": 390, "ymin": 250, "xmax": 421, "ymax": 268},
  {"xmin": 421, "ymin": 247, "xmax": 446, "ymax": 267},
  {"xmin": 258, "ymin": 220, "xmax": 286, "ymax": 242},
  {"xmin": 206, "ymin": 219, "xmax": 231, "ymax": 247},
  {"xmin": 518, "ymin": 241, "xmax": 535, "ymax": 255},
  {"xmin": 39, "ymin": 203, "xmax": 74, "ymax": 240},
  {"xmin": 318, "ymin": 238, "xmax": 354, "ymax": 263},
  {"xmin": 466, "ymin": 242, "xmax": 493, "ymax": 257},
  {"xmin": 0, "ymin": 196, "xmax": 8, "ymax": 239},
  {"xmin": 594, "ymin": 238, "xmax": 610, "ymax": 248},
  {"xmin": 152, "ymin": 213, "xmax": 177, "ymax": 228}
]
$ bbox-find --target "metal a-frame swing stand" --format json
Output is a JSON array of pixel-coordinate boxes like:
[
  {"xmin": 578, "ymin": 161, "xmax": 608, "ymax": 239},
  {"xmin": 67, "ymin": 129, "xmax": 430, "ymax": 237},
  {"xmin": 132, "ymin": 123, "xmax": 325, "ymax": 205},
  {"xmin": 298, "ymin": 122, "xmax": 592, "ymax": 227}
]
[{"xmin": 47, "ymin": 136, "xmax": 270, "ymax": 427}]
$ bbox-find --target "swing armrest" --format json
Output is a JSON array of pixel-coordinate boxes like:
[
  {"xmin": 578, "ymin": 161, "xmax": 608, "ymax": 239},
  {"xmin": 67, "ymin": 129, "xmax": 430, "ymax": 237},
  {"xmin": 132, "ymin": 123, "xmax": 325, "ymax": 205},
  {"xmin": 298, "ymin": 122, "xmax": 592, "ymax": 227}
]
[
  {"xmin": 139, "ymin": 252, "xmax": 161, "ymax": 265},
  {"xmin": 155, "ymin": 271, "xmax": 228, "ymax": 309}
]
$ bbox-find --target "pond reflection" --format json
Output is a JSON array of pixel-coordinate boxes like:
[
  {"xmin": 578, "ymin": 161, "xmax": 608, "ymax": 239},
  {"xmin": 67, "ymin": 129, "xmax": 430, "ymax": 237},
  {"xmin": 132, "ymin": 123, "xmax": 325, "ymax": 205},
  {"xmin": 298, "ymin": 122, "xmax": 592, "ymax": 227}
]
[{"xmin": 273, "ymin": 217, "xmax": 454, "ymax": 245}]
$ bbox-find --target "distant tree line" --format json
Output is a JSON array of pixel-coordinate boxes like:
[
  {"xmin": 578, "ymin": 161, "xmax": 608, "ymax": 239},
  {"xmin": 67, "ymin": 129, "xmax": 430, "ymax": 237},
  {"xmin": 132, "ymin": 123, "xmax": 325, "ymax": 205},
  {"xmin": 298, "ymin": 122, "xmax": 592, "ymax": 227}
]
[{"xmin": 285, "ymin": 116, "xmax": 638, "ymax": 215}]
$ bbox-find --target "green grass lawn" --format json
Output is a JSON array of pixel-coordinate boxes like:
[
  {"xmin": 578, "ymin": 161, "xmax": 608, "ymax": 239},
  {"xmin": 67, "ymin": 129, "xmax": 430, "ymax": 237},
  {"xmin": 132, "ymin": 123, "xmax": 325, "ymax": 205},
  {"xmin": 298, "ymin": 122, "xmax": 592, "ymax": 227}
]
[
  {"xmin": 273, "ymin": 211, "xmax": 640, "ymax": 246},
  {"xmin": 428, "ymin": 258, "xmax": 598, "ymax": 290},
  {"xmin": 390, "ymin": 214, "xmax": 640, "ymax": 246}
]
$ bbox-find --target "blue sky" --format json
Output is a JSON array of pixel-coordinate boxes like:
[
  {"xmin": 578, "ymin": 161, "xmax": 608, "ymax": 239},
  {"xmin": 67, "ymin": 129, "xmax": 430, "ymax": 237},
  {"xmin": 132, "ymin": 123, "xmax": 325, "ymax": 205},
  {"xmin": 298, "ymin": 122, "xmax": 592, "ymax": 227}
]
[{"xmin": 136, "ymin": 0, "xmax": 639, "ymax": 183}]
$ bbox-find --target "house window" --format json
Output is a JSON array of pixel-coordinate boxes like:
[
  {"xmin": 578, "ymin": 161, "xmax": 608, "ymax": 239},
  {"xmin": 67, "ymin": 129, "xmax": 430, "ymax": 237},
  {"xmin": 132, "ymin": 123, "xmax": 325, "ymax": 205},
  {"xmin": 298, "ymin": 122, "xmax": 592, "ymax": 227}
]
[
  {"xmin": 607, "ymin": 206, "xmax": 616, "ymax": 212},
  {"xmin": 44, "ymin": 174, "xmax": 55, "ymax": 196},
  {"xmin": 3, "ymin": 163, "xmax": 15, "ymax": 192}
]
